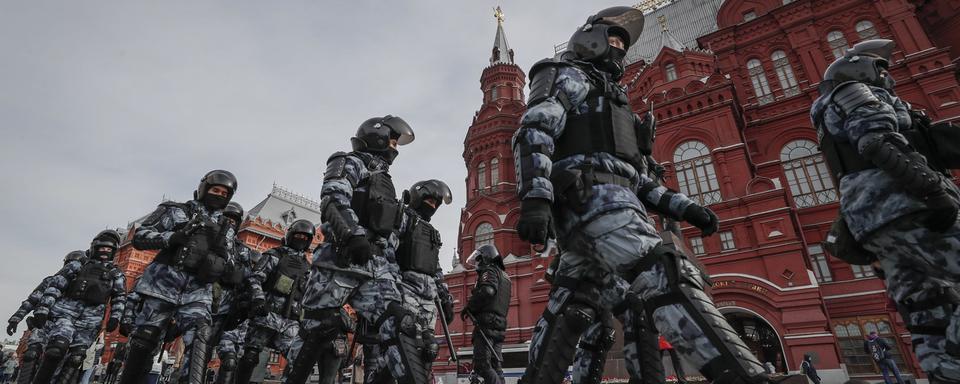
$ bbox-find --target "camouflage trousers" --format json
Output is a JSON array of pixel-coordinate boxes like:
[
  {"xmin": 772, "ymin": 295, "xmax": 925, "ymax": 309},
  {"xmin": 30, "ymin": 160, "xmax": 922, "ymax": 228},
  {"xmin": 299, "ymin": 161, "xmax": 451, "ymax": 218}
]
[
  {"xmin": 303, "ymin": 256, "xmax": 406, "ymax": 381},
  {"xmin": 47, "ymin": 299, "xmax": 106, "ymax": 349},
  {"xmin": 218, "ymin": 321, "xmax": 248, "ymax": 357},
  {"xmin": 530, "ymin": 208, "xmax": 722, "ymax": 382},
  {"xmin": 862, "ymin": 214, "xmax": 960, "ymax": 381},
  {"xmin": 242, "ymin": 315, "xmax": 300, "ymax": 361},
  {"xmin": 26, "ymin": 323, "xmax": 49, "ymax": 346}
]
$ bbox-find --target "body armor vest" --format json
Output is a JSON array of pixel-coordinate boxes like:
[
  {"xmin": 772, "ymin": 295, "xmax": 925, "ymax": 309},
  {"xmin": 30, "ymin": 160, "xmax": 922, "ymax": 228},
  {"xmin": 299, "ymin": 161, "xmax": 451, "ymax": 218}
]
[
  {"xmin": 153, "ymin": 203, "xmax": 228, "ymax": 283},
  {"xmin": 350, "ymin": 169, "xmax": 402, "ymax": 237},
  {"xmin": 476, "ymin": 268, "xmax": 512, "ymax": 330},
  {"xmin": 264, "ymin": 250, "xmax": 309, "ymax": 319},
  {"xmin": 66, "ymin": 262, "xmax": 114, "ymax": 305},
  {"xmin": 553, "ymin": 70, "xmax": 646, "ymax": 170},
  {"xmin": 397, "ymin": 211, "xmax": 441, "ymax": 274}
]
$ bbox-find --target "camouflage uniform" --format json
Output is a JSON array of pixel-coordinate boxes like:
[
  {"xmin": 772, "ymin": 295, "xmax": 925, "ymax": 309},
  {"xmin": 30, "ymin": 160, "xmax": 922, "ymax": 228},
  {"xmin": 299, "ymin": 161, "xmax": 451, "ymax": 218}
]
[
  {"xmin": 812, "ymin": 84, "xmax": 960, "ymax": 381},
  {"xmin": 33, "ymin": 258, "xmax": 126, "ymax": 382},
  {"xmin": 8, "ymin": 275, "xmax": 58, "ymax": 384},
  {"xmin": 515, "ymin": 54, "xmax": 765, "ymax": 383}
]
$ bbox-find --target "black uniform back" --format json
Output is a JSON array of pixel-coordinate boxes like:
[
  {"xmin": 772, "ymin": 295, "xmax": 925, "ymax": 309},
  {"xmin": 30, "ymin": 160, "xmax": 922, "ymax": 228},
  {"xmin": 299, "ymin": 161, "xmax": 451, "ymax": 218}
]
[
  {"xmin": 264, "ymin": 249, "xmax": 310, "ymax": 318},
  {"xmin": 397, "ymin": 208, "xmax": 442, "ymax": 274},
  {"xmin": 350, "ymin": 165, "xmax": 402, "ymax": 237},
  {"xmin": 478, "ymin": 267, "xmax": 512, "ymax": 330},
  {"xmin": 66, "ymin": 261, "xmax": 117, "ymax": 305}
]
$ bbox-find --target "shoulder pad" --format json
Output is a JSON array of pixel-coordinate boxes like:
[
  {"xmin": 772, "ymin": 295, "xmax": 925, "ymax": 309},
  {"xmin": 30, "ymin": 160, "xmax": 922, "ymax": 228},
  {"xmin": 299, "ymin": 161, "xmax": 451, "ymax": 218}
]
[
  {"xmin": 157, "ymin": 201, "xmax": 192, "ymax": 217},
  {"xmin": 528, "ymin": 58, "xmax": 572, "ymax": 108},
  {"xmin": 831, "ymin": 81, "xmax": 881, "ymax": 116},
  {"xmin": 324, "ymin": 152, "xmax": 351, "ymax": 181}
]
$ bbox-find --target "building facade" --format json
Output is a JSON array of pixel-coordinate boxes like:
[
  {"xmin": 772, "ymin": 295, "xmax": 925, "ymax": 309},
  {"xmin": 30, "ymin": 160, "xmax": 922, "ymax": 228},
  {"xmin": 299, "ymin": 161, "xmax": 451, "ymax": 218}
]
[{"xmin": 442, "ymin": 1, "xmax": 960, "ymax": 381}]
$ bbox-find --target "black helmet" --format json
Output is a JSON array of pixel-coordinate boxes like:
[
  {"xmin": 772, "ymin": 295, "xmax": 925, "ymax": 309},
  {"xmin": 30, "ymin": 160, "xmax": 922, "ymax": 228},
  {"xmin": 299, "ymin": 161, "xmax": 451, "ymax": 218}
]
[
  {"xmin": 466, "ymin": 244, "xmax": 504, "ymax": 270},
  {"xmin": 820, "ymin": 39, "xmax": 895, "ymax": 94},
  {"xmin": 350, "ymin": 115, "xmax": 415, "ymax": 164},
  {"xmin": 223, "ymin": 202, "xmax": 244, "ymax": 231},
  {"xmin": 284, "ymin": 219, "xmax": 316, "ymax": 252},
  {"xmin": 194, "ymin": 170, "xmax": 238, "ymax": 210},
  {"xmin": 403, "ymin": 179, "xmax": 452, "ymax": 221},
  {"xmin": 90, "ymin": 229, "xmax": 121, "ymax": 261},
  {"xmin": 567, "ymin": 6, "xmax": 644, "ymax": 80},
  {"xmin": 63, "ymin": 250, "xmax": 87, "ymax": 265}
]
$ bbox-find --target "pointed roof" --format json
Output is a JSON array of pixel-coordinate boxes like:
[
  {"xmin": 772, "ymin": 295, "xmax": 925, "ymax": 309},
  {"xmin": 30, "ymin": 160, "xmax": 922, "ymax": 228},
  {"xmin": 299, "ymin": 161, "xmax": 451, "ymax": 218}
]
[
  {"xmin": 246, "ymin": 184, "xmax": 322, "ymax": 228},
  {"xmin": 658, "ymin": 15, "xmax": 687, "ymax": 53},
  {"xmin": 625, "ymin": 0, "xmax": 724, "ymax": 64},
  {"xmin": 490, "ymin": 6, "xmax": 514, "ymax": 65}
]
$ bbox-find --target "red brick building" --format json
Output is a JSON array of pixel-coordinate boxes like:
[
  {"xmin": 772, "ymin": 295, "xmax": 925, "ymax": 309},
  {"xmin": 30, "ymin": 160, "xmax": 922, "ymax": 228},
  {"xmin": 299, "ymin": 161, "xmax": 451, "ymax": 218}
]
[
  {"xmin": 441, "ymin": 1, "xmax": 960, "ymax": 382},
  {"xmin": 99, "ymin": 184, "xmax": 323, "ymax": 378}
]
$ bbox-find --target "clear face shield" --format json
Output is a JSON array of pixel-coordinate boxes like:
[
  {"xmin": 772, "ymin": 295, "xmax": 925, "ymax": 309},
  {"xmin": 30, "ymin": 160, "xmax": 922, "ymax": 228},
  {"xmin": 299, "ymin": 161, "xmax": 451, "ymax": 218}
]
[{"xmin": 465, "ymin": 248, "xmax": 482, "ymax": 269}]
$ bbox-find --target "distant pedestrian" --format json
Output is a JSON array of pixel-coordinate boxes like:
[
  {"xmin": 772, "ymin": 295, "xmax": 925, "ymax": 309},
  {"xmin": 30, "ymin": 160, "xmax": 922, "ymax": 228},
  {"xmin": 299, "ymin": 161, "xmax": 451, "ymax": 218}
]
[
  {"xmin": 864, "ymin": 331, "xmax": 905, "ymax": 384},
  {"xmin": 799, "ymin": 353, "xmax": 821, "ymax": 384}
]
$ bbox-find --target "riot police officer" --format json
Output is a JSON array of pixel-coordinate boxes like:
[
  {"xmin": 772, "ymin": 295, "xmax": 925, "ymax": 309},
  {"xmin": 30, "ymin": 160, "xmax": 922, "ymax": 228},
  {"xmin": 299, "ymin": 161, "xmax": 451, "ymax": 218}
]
[
  {"xmin": 6, "ymin": 250, "xmax": 87, "ymax": 384},
  {"xmin": 812, "ymin": 39, "xmax": 960, "ymax": 382},
  {"xmin": 119, "ymin": 169, "xmax": 239, "ymax": 384},
  {"xmin": 514, "ymin": 7, "xmax": 770, "ymax": 383},
  {"xmin": 362, "ymin": 180, "xmax": 455, "ymax": 382},
  {"xmin": 31, "ymin": 230, "xmax": 126, "ymax": 383},
  {"xmin": 462, "ymin": 245, "xmax": 511, "ymax": 384},
  {"xmin": 234, "ymin": 219, "xmax": 314, "ymax": 384},
  {"xmin": 290, "ymin": 115, "xmax": 417, "ymax": 384}
]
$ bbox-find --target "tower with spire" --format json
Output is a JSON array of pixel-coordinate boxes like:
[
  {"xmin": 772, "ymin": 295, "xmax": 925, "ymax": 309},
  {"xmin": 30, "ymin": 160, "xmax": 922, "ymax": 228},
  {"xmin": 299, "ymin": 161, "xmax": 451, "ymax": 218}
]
[{"xmin": 458, "ymin": 6, "xmax": 528, "ymax": 264}]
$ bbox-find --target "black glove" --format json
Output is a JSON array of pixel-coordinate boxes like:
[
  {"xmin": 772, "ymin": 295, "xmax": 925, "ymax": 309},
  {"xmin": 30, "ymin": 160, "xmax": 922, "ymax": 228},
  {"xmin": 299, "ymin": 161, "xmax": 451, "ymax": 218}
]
[
  {"xmin": 30, "ymin": 313, "xmax": 47, "ymax": 329},
  {"xmin": 106, "ymin": 318, "xmax": 120, "ymax": 332},
  {"xmin": 345, "ymin": 236, "xmax": 373, "ymax": 266},
  {"xmin": 119, "ymin": 320, "xmax": 134, "ymax": 337},
  {"xmin": 250, "ymin": 297, "xmax": 267, "ymax": 317},
  {"xmin": 516, "ymin": 199, "xmax": 554, "ymax": 245},
  {"xmin": 460, "ymin": 308, "xmax": 471, "ymax": 322},
  {"xmin": 924, "ymin": 190, "xmax": 959, "ymax": 232},
  {"xmin": 167, "ymin": 230, "xmax": 189, "ymax": 247},
  {"xmin": 441, "ymin": 299, "xmax": 455, "ymax": 325},
  {"xmin": 683, "ymin": 205, "xmax": 720, "ymax": 236},
  {"xmin": 6, "ymin": 321, "xmax": 16, "ymax": 336}
]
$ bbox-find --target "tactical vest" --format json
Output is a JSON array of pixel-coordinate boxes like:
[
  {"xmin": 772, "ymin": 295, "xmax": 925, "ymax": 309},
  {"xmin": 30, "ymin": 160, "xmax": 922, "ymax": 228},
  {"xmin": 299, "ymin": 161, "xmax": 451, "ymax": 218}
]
[
  {"xmin": 397, "ymin": 212, "xmax": 441, "ymax": 274},
  {"xmin": 66, "ymin": 262, "xmax": 114, "ymax": 305},
  {"xmin": 153, "ymin": 202, "xmax": 227, "ymax": 283},
  {"xmin": 351, "ymin": 170, "xmax": 402, "ymax": 237},
  {"xmin": 553, "ymin": 71, "xmax": 647, "ymax": 170},
  {"xmin": 264, "ymin": 250, "xmax": 309, "ymax": 319},
  {"xmin": 476, "ymin": 268, "xmax": 512, "ymax": 330}
]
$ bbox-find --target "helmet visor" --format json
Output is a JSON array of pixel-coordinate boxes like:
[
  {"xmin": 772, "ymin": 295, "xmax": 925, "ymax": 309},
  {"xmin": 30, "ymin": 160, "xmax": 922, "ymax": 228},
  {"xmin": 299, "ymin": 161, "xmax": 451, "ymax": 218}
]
[
  {"xmin": 595, "ymin": 6, "xmax": 644, "ymax": 48},
  {"xmin": 382, "ymin": 115, "xmax": 415, "ymax": 146}
]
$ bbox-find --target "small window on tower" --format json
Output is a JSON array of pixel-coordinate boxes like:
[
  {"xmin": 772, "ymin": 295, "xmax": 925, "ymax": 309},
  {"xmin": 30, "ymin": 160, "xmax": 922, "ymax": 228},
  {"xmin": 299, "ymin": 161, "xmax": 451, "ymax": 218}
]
[
  {"xmin": 665, "ymin": 63, "xmax": 678, "ymax": 82},
  {"xmin": 743, "ymin": 11, "xmax": 757, "ymax": 22},
  {"xmin": 690, "ymin": 236, "xmax": 705, "ymax": 255},
  {"xmin": 491, "ymin": 87, "xmax": 499, "ymax": 100},
  {"xmin": 720, "ymin": 231, "xmax": 736, "ymax": 250}
]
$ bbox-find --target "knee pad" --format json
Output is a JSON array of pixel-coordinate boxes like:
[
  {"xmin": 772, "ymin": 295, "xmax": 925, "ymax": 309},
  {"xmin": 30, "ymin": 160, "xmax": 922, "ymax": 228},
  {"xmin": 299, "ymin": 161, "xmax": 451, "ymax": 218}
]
[
  {"xmin": 130, "ymin": 325, "xmax": 162, "ymax": 350},
  {"xmin": 44, "ymin": 337, "xmax": 70, "ymax": 359},
  {"xmin": 219, "ymin": 352, "xmax": 237, "ymax": 370},
  {"xmin": 240, "ymin": 348, "xmax": 261, "ymax": 366},
  {"xmin": 65, "ymin": 347, "xmax": 86, "ymax": 367},
  {"xmin": 22, "ymin": 344, "xmax": 42, "ymax": 361}
]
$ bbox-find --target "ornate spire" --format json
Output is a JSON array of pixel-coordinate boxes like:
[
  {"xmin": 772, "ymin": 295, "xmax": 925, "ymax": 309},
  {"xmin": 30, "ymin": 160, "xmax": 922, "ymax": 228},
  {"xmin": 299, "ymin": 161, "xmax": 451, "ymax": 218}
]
[
  {"xmin": 490, "ymin": 6, "xmax": 514, "ymax": 65},
  {"xmin": 657, "ymin": 15, "xmax": 686, "ymax": 52}
]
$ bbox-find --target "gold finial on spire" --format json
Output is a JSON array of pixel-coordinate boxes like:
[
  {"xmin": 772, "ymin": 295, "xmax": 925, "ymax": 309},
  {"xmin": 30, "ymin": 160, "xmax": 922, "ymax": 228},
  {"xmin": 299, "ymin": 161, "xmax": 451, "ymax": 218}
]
[
  {"xmin": 494, "ymin": 6, "xmax": 505, "ymax": 24},
  {"xmin": 635, "ymin": 0, "xmax": 672, "ymax": 14},
  {"xmin": 658, "ymin": 15, "xmax": 668, "ymax": 32}
]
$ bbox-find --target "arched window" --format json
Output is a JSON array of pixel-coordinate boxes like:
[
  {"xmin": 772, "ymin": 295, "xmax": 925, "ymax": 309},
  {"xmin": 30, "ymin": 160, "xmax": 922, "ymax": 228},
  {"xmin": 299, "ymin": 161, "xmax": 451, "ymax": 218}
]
[
  {"xmin": 747, "ymin": 59, "xmax": 773, "ymax": 105},
  {"xmin": 475, "ymin": 222, "xmax": 495, "ymax": 248},
  {"xmin": 771, "ymin": 51, "xmax": 800, "ymax": 97},
  {"xmin": 665, "ymin": 63, "xmax": 678, "ymax": 82},
  {"xmin": 827, "ymin": 30, "xmax": 849, "ymax": 59},
  {"xmin": 673, "ymin": 141, "xmax": 721, "ymax": 205},
  {"xmin": 491, "ymin": 87, "xmax": 499, "ymax": 100},
  {"xmin": 780, "ymin": 140, "xmax": 838, "ymax": 208},
  {"xmin": 855, "ymin": 20, "xmax": 879, "ymax": 40},
  {"xmin": 490, "ymin": 157, "xmax": 500, "ymax": 187},
  {"xmin": 477, "ymin": 162, "xmax": 487, "ymax": 190}
]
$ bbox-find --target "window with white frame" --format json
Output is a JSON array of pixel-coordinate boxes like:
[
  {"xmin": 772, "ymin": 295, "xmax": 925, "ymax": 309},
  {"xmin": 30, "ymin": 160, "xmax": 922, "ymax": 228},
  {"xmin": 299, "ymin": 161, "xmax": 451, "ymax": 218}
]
[
  {"xmin": 475, "ymin": 222, "xmax": 495, "ymax": 248},
  {"xmin": 827, "ymin": 31, "xmax": 849, "ymax": 59},
  {"xmin": 780, "ymin": 140, "xmax": 838, "ymax": 208},
  {"xmin": 808, "ymin": 245, "xmax": 833, "ymax": 283},
  {"xmin": 743, "ymin": 11, "xmax": 757, "ymax": 22},
  {"xmin": 747, "ymin": 59, "xmax": 774, "ymax": 105},
  {"xmin": 490, "ymin": 157, "xmax": 500, "ymax": 187},
  {"xmin": 720, "ymin": 231, "xmax": 736, "ymax": 250},
  {"xmin": 771, "ymin": 50, "xmax": 800, "ymax": 97},
  {"xmin": 855, "ymin": 20, "xmax": 879, "ymax": 41},
  {"xmin": 690, "ymin": 236, "xmax": 705, "ymax": 255},
  {"xmin": 673, "ymin": 141, "xmax": 722, "ymax": 205},
  {"xmin": 851, "ymin": 264, "xmax": 876, "ymax": 278},
  {"xmin": 665, "ymin": 63, "xmax": 678, "ymax": 82},
  {"xmin": 477, "ymin": 162, "xmax": 487, "ymax": 190}
]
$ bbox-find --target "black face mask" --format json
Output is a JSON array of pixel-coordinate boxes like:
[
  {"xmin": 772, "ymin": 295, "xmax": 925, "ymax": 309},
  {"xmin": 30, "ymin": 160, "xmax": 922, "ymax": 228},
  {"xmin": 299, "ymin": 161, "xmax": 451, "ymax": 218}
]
[
  {"xmin": 378, "ymin": 148, "xmax": 399, "ymax": 165},
  {"xmin": 93, "ymin": 248, "xmax": 115, "ymax": 261},
  {"xmin": 414, "ymin": 204, "xmax": 437, "ymax": 221},
  {"xmin": 601, "ymin": 46, "xmax": 626, "ymax": 79},
  {"xmin": 202, "ymin": 194, "xmax": 230, "ymax": 210},
  {"xmin": 287, "ymin": 237, "xmax": 311, "ymax": 252}
]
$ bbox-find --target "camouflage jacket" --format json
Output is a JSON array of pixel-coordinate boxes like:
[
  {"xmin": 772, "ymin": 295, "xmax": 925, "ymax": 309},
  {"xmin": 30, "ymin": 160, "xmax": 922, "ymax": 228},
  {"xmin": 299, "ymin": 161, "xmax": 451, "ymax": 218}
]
[
  {"xmin": 35, "ymin": 259, "xmax": 125, "ymax": 323},
  {"xmin": 9, "ymin": 275, "xmax": 57, "ymax": 323}
]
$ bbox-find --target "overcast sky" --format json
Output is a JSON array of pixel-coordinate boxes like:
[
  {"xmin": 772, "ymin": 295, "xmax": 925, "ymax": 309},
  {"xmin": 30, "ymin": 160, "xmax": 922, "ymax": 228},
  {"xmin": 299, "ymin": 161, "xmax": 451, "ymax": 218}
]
[{"xmin": 0, "ymin": 1, "xmax": 625, "ymax": 340}]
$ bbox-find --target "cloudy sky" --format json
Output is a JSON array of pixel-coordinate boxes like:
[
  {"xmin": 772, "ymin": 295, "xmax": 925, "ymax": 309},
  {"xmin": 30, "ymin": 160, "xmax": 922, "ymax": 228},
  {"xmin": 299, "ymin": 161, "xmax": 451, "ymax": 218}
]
[{"xmin": 0, "ymin": 0, "xmax": 624, "ymax": 339}]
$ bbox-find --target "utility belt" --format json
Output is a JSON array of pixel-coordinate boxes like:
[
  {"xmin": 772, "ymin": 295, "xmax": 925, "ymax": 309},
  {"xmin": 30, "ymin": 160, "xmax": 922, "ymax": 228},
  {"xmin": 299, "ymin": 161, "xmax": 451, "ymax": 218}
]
[
  {"xmin": 472, "ymin": 312, "xmax": 507, "ymax": 332},
  {"xmin": 302, "ymin": 307, "xmax": 354, "ymax": 341},
  {"xmin": 264, "ymin": 298, "xmax": 303, "ymax": 321},
  {"xmin": 154, "ymin": 248, "xmax": 226, "ymax": 284},
  {"xmin": 551, "ymin": 165, "xmax": 633, "ymax": 213}
]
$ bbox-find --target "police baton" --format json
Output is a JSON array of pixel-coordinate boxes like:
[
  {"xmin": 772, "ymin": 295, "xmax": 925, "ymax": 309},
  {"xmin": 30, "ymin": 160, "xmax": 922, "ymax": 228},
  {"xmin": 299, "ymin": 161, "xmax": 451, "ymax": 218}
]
[
  {"xmin": 434, "ymin": 298, "xmax": 459, "ymax": 367},
  {"xmin": 463, "ymin": 311, "xmax": 503, "ymax": 363}
]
